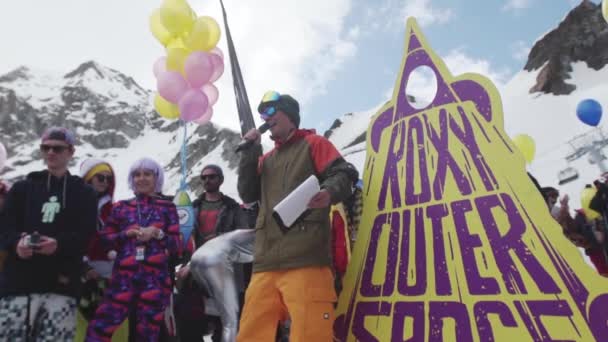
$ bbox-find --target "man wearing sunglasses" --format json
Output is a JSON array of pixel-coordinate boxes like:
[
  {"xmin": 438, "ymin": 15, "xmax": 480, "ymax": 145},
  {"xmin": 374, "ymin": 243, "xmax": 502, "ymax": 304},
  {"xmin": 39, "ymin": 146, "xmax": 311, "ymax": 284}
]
[
  {"xmin": 237, "ymin": 91, "xmax": 358, "ymax": 341},
  {"xmin": 0, "ymin": 126, "xmax": 98, "ymax": 341},
  {"xmin": 174, "ymin": 164, "xmax": 250, "ymax": 341}
]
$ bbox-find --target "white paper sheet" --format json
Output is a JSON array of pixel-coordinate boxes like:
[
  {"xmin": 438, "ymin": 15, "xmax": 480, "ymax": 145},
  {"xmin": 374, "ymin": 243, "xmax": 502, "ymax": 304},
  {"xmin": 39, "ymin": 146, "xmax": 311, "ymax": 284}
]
[{"xmin": 273, "ymin": 175, "xmax": 320, "ymax": 228}]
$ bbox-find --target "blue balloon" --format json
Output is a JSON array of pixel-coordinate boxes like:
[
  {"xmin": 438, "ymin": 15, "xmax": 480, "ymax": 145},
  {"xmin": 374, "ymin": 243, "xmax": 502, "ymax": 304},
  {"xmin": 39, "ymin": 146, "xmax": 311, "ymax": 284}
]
[{"xmin": 576, "ymin": 99, "xmax": 603, "ymax": 126}]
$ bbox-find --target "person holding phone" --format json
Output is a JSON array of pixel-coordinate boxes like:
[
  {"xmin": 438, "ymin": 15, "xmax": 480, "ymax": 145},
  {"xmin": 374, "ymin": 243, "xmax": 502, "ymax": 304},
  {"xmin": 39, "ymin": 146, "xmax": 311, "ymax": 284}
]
[{"xmin": 0, "ymin": 127, "xmax": 98, "ymax": 341}]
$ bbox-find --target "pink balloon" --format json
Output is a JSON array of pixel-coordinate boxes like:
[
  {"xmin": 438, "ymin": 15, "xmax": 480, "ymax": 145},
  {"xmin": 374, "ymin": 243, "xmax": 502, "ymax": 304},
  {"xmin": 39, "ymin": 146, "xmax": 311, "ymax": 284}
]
[
  {"xmin": 202, "ymin": 83, "xmax": 219, "ymax": 106},
  {"xmin": 153, "ymin": 57, "xmax": 167, "ymax": 78},
  {"xmin": 210, "ymin": 47, "xmax": 224, "ymax": 60},
  {"xmin": 194, "ymin": 106, "xmax": 213, "ymax": 125},
  {"xmin": 179, "ymin": 89, "xmax": 209, "ymax": 122},
  {"xmin": 184, "ymin": 52, "xmax": 213, "ymax": 88},
  {"xmin": 209, "ymin": 54, "xmax": 224, "ymax": 83},
  {"xmin": 157, "ymin": 71, "xmax": 188, "ymax": 104}
]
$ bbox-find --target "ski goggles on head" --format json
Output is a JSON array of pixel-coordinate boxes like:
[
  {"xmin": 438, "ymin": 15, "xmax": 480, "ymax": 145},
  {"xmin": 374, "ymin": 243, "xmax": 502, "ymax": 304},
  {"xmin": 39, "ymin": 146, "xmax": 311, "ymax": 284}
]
[{"xmin": 258, "ymin": 90, "xmax": 281, "ymax": 117}]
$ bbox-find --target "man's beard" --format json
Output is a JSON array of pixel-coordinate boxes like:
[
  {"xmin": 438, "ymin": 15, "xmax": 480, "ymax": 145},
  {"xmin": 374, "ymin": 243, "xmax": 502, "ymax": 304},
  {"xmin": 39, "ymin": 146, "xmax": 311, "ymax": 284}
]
[{"xmin": 205, "ymin": 185, "xmax": 220, "ymax": 193}]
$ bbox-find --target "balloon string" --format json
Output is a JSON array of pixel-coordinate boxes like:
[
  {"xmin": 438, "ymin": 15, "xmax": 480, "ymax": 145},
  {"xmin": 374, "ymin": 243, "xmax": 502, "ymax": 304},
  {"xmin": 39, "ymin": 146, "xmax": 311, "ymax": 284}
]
[{"xmin": 180, "ymin": 119, "xmax": 187, "ymax": 191}]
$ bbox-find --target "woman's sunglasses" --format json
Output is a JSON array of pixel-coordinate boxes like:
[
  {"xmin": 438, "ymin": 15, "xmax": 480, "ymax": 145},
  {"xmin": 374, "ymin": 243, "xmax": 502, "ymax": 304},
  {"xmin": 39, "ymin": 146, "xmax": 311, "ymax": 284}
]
[
  {"xmin": 258, "ymin": 90, "xmax": 281, "ymax": 117},
  {"xmin": 95, "ymin": 174, "xmax": 114, "ymax": 183}
]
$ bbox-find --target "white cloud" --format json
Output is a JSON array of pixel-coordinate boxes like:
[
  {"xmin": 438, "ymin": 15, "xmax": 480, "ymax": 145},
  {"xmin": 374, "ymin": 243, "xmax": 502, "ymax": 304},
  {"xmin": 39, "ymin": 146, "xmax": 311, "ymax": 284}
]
[
  {"xmin": 0, "ymin": 0, "xmax": 358, "ymax": 131},
  {"xmin": 502, "ymin": 0, "xmax": 533, "ymax": 11},
  {"xmin": 402, "ymin": 0, "xmax": 454, "ymax": 27},
  {"xmin": 365, "ymin": 0, "xmax": 454, "ymax": 31},
  {"xmin": 511, "ymin": 40, "xmax": 531, "ymax": 61},
  {"xmin": 401, "ymin": 48, "xmax": 512, "ymax": 104}
]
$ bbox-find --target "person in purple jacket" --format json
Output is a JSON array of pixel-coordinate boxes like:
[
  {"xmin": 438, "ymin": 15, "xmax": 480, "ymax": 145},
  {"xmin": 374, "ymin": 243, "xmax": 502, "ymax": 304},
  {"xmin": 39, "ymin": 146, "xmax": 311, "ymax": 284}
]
[{"xmin": 86, "ymin": 158, "xmax": 181, "ymax": 342}]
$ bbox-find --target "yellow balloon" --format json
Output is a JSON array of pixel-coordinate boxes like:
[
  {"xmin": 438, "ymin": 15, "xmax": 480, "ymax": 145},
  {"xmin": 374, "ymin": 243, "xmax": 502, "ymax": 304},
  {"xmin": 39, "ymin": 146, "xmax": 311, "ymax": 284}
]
[
  {"xmin": 166, "ymin": 36, "xmax": 187, "ymax": 50},
  {"xmin": 512, "ymin": 134, "xmax": 535, "ymax": 164},
  {"xmin": 603, "ymin": 0, "xmax": 608, "ymax": 24},
  {"xmin": 149, "ymin": 9, "xmax": 172, "ymax": 46},
  {"xmin": 166, "ymin": 48, "xmax": 189, "ymax": 73},
  {"xmin": 160, "ymin": 0, "xmax": 195, "ymax": 36},
  {"xmin": 185, "ymin": 16, "xmax": 221, "ymax": 52},
  {"xmin": 154, "ymin": 93, "xmax": 180, "ymax": 119},
  {"xmin": 580, "ymin": 187, "xmax": 601, "ymax": 220}
]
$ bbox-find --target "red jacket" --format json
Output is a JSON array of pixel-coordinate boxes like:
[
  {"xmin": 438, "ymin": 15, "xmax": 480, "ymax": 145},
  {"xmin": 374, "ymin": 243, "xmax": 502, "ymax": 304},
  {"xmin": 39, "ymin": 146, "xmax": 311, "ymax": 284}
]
[
  {"xmin": 331, "ymin": 204, "xmax": 350, "ymax": 275},
  {"xmin": 588, "ymin": 248, "xmax": 608, "ymax": 277}
]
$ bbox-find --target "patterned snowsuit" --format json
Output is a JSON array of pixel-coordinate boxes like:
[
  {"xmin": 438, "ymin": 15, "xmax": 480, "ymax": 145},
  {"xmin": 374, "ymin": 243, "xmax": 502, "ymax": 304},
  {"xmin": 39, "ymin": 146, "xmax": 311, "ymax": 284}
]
[{"xmin": 86, "ymin": 195, "xmax": 180, "ymax": 342}]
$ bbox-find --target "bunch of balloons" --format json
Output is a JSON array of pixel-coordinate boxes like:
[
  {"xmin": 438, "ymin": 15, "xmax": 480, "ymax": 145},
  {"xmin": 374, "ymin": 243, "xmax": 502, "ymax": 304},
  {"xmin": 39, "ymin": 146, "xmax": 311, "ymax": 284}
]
[
  {"xmin": 576, "ymin": 99, "xmax": 603, "ymax": 127},
  {"xmin": 150, "ymin": 0, "xmax": 224, "ymax": 125},
  {"xmin": 512, "ymin": 133, "xmax": 536, "ymax": 165}
]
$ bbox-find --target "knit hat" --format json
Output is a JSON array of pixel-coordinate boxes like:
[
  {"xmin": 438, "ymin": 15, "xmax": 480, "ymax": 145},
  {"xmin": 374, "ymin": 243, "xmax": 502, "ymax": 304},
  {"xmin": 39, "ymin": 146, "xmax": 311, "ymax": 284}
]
[
  {"xmin": 258, "ymin": 93, "xmax": 300, "ymax": 128},
  {"xmin": 83, "ymin": 163, "xmax": 112, "ymax": 183},
  {"xmin": 201, "ymin": 164, "xmax": 224, "ymax": 181},
  {"xmin": 41, "ymin": 126, "xmax": 76, "ymax": 145}
]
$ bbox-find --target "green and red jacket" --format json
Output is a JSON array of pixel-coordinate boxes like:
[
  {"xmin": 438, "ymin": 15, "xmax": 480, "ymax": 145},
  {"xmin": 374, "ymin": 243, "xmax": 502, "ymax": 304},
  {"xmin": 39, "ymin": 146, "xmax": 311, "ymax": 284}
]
[{"xmin": 238, "ymin": 129, "xmax": 357, "ymax": 273}]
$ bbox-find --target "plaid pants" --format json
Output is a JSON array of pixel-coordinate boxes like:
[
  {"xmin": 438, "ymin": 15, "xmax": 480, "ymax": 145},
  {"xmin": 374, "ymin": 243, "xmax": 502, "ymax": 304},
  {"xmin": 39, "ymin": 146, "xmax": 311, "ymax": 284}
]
[{"xmin": 0, "ymin": 293, "xmax": 77, "ymax": 342}]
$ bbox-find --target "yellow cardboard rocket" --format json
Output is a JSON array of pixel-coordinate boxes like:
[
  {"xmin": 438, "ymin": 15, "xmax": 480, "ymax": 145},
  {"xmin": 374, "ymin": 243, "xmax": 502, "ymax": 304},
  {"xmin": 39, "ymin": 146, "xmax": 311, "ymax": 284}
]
[{"xmin": 334, "ymin": 18, "xmax": 608, "ymax": 342}]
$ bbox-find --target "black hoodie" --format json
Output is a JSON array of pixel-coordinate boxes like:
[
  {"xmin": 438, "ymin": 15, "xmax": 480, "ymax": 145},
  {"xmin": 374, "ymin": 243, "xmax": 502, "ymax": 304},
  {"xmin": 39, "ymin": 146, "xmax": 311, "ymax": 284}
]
[{"xmin": 0, "ymin": 170, "xmax": 97, "ymax": 298}]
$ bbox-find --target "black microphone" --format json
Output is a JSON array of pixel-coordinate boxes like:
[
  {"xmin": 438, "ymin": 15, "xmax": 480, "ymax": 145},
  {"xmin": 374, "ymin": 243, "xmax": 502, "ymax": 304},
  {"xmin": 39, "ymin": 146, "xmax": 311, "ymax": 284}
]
[{"xmin": 235, "ymin": 122, "xmax": 276, "ymax": 152}]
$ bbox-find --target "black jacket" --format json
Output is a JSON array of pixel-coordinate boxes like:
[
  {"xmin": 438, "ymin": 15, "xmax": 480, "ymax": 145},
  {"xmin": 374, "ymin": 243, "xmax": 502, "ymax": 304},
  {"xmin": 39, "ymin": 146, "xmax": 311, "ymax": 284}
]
[
  {"xmin": 0, "ymin": 170, "xmax": 97, "ymax": 298},
  {"xmin": 191, "ymin": 193, "xmax": 250, "ymax": 248}
]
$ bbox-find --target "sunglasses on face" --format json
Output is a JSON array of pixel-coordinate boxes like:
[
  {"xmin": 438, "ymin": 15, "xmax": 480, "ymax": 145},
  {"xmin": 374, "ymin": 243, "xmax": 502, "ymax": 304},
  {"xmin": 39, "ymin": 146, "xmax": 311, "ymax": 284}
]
[
  {"xmin": 95, "ymin": 174, "xmax": 113, "ymax": 183},
  {"xmin": 201, "ymin": 174, "xmax": 220, "ymax": 181},
  {"xmin": 40, "ymin": 144, "xmax": 69, "ymax": 153},
  {"xmin": 258, "ymin": 90, "xmax": 281, "ymax": 117}
]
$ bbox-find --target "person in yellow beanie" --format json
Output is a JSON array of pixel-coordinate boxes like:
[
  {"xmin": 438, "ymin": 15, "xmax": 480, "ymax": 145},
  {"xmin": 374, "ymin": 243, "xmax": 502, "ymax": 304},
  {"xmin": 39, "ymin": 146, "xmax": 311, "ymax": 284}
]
[{"xmin": 76, "ymin": 158, "xmax": 118, "ymax": 338}]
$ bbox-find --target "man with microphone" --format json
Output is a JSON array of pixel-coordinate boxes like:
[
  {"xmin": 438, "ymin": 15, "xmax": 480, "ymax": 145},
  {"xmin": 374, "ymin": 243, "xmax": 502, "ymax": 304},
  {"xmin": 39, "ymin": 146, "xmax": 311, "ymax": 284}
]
[{"xmin": 236, "ymin": 91, "xmax": 357, "ymax": 341}]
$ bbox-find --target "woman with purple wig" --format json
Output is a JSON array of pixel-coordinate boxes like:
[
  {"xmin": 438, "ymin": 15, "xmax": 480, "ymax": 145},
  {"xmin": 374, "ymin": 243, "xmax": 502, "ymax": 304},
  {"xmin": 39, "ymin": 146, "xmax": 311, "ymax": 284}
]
[{"xmin": 86, "ymin": 158, "xmax": 181, "ymax": 342}]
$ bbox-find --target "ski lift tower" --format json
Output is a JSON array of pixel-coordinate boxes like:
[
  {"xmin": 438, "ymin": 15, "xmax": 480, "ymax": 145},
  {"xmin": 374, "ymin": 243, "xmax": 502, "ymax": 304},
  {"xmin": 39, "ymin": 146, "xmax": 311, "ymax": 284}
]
[{"xmin": 559, "ymin": 128, "xmax": 608, "ymax": 185}]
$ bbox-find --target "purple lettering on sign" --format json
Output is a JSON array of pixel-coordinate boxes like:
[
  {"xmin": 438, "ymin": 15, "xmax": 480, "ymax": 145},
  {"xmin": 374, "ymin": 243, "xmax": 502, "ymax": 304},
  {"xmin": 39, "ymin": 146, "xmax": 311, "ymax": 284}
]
[
  {"xmin": 477, "ymin": 194, "xmax": 560, "ymax": 295},
  {"xmin": 405, "ymin": 116, "xmax": 432, "ymax": 205},
  {"xmin": 361, "ymin": 214, "xmax": 388, "ymax": 297},
  {"xmin": 450, "ymin": 106, "xmax": 498, "ymax": 192},
  {"xmin": 383, "ymin": 212, "xmax": 400, "ymax": 297},
  {"xmin": 392, "ymin": 302, "xmax": 425, "ymax": 342},
  {"xmin": 379, "ymin": 121, "xmax": 405, "ymax": 210},
  {"xmin": 514, "ymin": 300, "xmax": 575, "ymax": 342},
  {"xmin": 370, "ymin": 107, "xmax": 395, "ymax": 153},
  {"xmin": 429, "ymin": 301, "xmax": 474, "ymax": 342},
  {"xmin": 398, "ymin": 208, "xmax": 427, "ymax": 296},
  {"xmin": 352, "ymin": 301, "xmax": 392, "ymax": 342},
  {"xmin": 588, "ymin": 294, "xmax": 608, "ymax": 340},
  {"xmin": 474, "ymin": 301, "xmax": 518, "ymax": 342},
  {"xmin": 424, "ymin": 110, "xmax": 472, "ymax": 199},
  {"xmin": 427, "ymin": 203, "xmax": 452, "ymax": 296},
  {"xmin": 451, "ymin": 199, "xmax": 500, "ymax": 295}
]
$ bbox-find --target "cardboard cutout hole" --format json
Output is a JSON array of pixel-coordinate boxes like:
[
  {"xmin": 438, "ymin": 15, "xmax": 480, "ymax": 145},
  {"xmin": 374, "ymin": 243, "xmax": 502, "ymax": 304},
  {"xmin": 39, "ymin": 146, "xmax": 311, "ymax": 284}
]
[{"xmin": 405, "ymin": 65, "xmax": 437, "ymax": 109}]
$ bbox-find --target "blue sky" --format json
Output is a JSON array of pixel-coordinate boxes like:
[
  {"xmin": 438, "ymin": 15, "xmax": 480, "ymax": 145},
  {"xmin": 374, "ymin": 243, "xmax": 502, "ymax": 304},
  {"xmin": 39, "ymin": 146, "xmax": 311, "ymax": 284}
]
[
  {"xmin": 0, "ymin": 0, "xmax": 600, "ymax": 134},
  {"xmin": 303, "ymin": 0, "xmax": 599, "ymax": 130}
]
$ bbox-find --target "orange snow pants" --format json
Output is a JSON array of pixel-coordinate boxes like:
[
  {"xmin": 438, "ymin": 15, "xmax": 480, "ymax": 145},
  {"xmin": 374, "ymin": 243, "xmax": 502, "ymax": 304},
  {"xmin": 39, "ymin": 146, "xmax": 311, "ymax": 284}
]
[{"xmin": 237, "ymin": 266, "xmax": 337, "ymax": 342}]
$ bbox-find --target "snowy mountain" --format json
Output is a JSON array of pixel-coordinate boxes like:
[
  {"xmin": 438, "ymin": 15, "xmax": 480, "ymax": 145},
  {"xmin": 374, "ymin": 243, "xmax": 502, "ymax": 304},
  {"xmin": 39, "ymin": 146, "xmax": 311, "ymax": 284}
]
[
  {"xmin": 0, "ymin": 61, "xmax": 243, "ymax": 201},
  {"xmin": 504, "ymin": 0, "xmax": 608, "ymax": 210},
  {"xmin": 1, "ymin": 1, "xmax": 606, "ymax": 212},
  {"xmin": 324, "ymin": 1, "xmax": 608, "ymax": 212}
]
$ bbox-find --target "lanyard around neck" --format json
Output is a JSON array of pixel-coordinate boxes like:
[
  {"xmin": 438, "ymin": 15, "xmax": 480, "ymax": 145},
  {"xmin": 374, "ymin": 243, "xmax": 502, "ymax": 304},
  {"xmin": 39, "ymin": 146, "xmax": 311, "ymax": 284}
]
[{"xmin": 136, "ymin": 199, "xmax": 156, "ymax": 227}]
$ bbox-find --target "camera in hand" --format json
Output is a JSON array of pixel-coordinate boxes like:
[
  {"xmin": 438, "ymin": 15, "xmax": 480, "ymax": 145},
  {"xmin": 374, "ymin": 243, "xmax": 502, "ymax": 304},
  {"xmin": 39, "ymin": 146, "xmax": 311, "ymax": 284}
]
[{"xmin": 28, "ymin": 232, "xmax": 40, "ymax": 247}]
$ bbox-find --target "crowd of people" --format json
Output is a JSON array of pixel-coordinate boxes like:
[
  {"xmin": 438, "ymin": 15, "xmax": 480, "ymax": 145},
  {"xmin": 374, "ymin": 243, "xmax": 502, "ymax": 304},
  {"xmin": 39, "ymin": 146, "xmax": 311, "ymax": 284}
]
[
  {"xmin": 0, "ymin": 91, "xmax": 606, "ymax": 342},
  {"xmin": 0, "ymin": 92, "xmax": 361, "ymax": 342}
]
